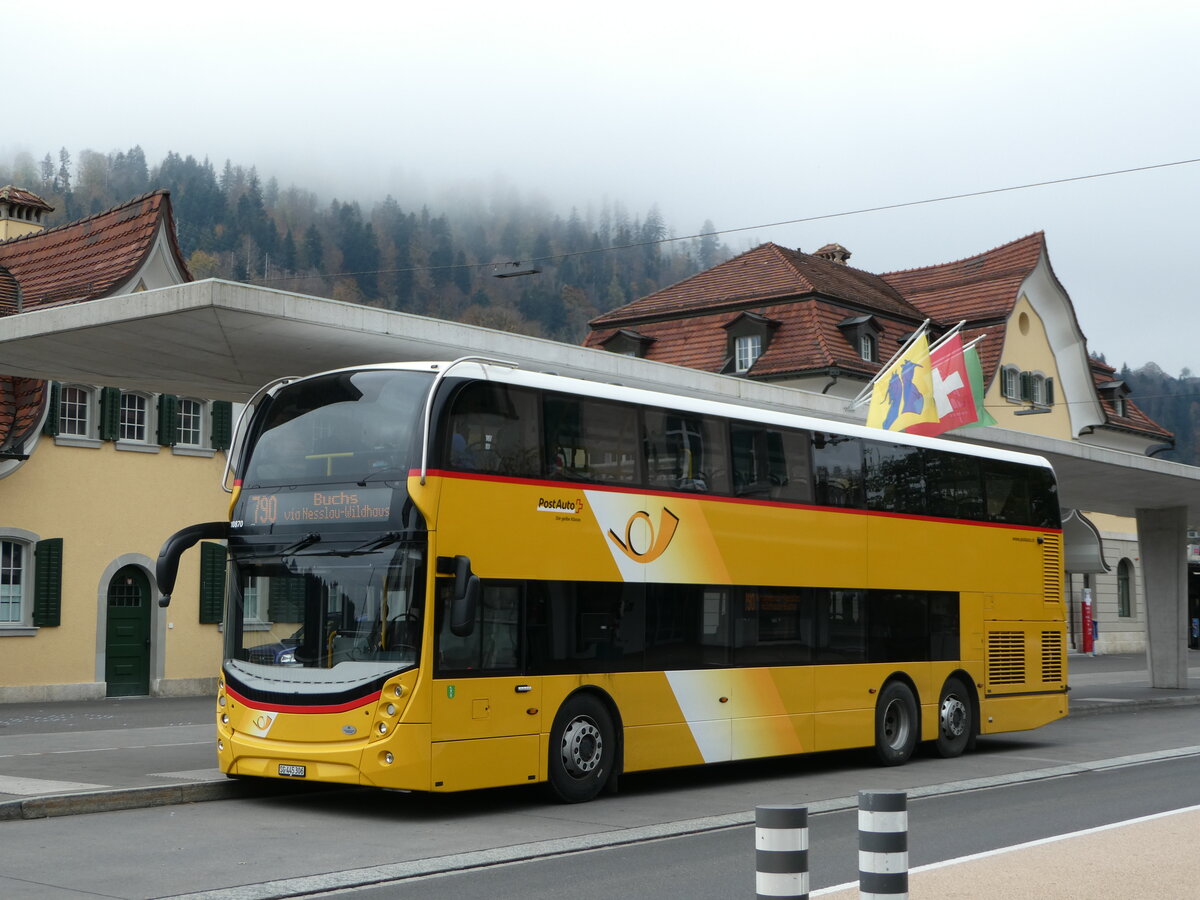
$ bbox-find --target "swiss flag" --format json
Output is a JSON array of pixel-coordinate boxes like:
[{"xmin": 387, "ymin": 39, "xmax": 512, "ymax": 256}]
[{"xmin": 906, "ymin": 336, "xmax": 977, "ymax": 436}]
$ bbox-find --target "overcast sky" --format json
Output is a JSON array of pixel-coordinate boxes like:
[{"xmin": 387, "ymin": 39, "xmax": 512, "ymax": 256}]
[{"xmin": 6, "ymin": 1, "xmax": 1198, "ymax": 374}]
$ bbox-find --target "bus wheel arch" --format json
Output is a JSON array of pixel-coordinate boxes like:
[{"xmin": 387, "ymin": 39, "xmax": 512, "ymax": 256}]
[
  {"xmin": 873, "ymin": 676, "xmax": 920, "ymax": 766},
  {"xmin": 546, "ymin": 688, "xmax": 622, "ymax": 803},
  {"xmin": 934, "ymin": 672, "xmax": 977, "ymax": 758}
]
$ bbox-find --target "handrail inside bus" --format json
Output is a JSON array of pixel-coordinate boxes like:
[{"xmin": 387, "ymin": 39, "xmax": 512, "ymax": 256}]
[
  {"xmin": 221, "ymin": 375, "xmax": 300, "ymax": 493},
  {"xmin": 420, "ymin": 356, "xmax": 518, "ymax": 484}
]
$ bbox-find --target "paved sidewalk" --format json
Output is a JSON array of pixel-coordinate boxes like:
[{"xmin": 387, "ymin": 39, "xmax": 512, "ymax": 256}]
[{"xmin": 2, "ymin": 651, "xmax": 1199, "ymax": 822}]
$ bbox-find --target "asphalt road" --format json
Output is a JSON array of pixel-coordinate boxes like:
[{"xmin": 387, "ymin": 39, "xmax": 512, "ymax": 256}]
[
  {"xmin": 321, "ymin": 754, "xmax": 1200, "ymax": 900},
  {"xmin": 4, "ymin": 702, "xmax": 1200, "ymax": 899}
]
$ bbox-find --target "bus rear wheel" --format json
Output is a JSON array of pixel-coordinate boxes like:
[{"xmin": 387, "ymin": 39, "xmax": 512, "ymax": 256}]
[
  {"xmin": 874, "ymin": 681, "xmax": 918, "ymax": 766},
  {"xmin": 547, "ymin": 694, "xmax": 615, "ymax": 803},
  {"xmin": 934, "ymin": 676, "xmax": 975, "ymax": 758}
]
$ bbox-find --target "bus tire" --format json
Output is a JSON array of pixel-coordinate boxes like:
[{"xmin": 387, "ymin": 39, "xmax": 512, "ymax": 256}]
[
  {"xmin": 874, "ymin": 680, "xmax": 918, "ymax": 766},
  {"xmin": 547, "ymin": 694, "xmax": 615, "ymax": 803},
  {"xmin": 934, "ymin": 676, "xmax": 974, "ymax": 759}
]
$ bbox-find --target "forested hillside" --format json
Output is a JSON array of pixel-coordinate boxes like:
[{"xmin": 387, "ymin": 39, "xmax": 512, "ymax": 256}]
[
  {"xmin": 1, "ymin": 145, "xmax": 730, "ymax": 342},
  {"xmin": 1121, "ymin": 363, "xmax": 1200, "ymax": 465}
]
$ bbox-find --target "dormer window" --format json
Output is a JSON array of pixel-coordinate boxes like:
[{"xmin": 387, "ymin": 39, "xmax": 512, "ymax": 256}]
[
  {"xmin": 837, "ymin": 315, "xmax": 882, "ymax": 365},
  {"xmin": 723, "ymin": 311, "xmax": 779, "ymax": 376},
  {"xmin": 600, "ymin": 328, "xmax": 655, "ymax": 359},
  {"xmin": 735, "ymin": 334, "xmax": 762, "ymax": 373},
  {"xmin": 1097, "ymin": 379, "xmax": 1130, "ymax": 418}
]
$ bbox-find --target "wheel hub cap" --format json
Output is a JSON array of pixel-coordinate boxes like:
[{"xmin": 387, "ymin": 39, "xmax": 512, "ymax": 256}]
[{"xmin": 560, "ymin": 717, "xmax": 603, "ymax": 778}]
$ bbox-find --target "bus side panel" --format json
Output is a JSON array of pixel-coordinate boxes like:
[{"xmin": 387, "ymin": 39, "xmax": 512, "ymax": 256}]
[
  {"xmin": 430, "ymin": 734, "xmax": 541, "ymax": 792},
  {"xmin": 729, "ymin": 666, "xmax": 815, "ymax": 760},
  {"xmin": 812, "ymin": 663, "xmax": 933, "ymax": 752},
  {"xmin": 866, "ymin": 516, "xmax": 1047, "ymax": 606},
  {"xmin": 542, "ymin": 673, "xmax": 711, "ymax": 774},
  {"xmin": 703, "ymin": 502, "xmax": 867, "ymax": 589}
]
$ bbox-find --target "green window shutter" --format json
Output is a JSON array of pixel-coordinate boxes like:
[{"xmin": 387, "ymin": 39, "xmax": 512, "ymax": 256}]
[
  {"xmin": 1019, "ymin": 371, "xmax": 1033, "ymax": 402},
  {"xmin": 198, "ymin": 542, "xmax": 227, "ymax": 624},
  {"xmin": 99, "ymin": 387, "xmax": 121, "ymax": 441},
  {"xmin": 158, "ymin": 394, "xmax": 180, "ymax": 446},
  {"xmin": 33, "ymin": 538, "xmax": 63, "ymax": 627},
  {"xmin": 42, "ymin": 382, "xmax": 61, "ymax": 436},
  {"xmin": 211, "ymin": 400, "xmax": 232, "ymax": 451},
  {"xmin": 268, "ymin": 575, "xmax": 306, "ymax": 623},
  {"xmin": 1046, "ymin": 378, "xmax": 1055, "ymax": 406}
]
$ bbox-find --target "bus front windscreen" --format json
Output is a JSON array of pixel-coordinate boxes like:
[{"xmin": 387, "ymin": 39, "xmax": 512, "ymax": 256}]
[
  {"xmin": 241, "ymin": 369, "xmax": 433, "ymax": 490},
  {"xmin": 225, "ymin": 541, "xmax": 426, "ymax": 678}
]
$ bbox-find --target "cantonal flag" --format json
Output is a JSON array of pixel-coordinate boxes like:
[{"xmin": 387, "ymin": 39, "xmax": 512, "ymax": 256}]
[
  {"xmin": 865, "ymin": 334, "xmax": 940, "ymax": 432},
  {"xmin": 907, "ymin": 337, "xmax": 995, "ymax": 436}
]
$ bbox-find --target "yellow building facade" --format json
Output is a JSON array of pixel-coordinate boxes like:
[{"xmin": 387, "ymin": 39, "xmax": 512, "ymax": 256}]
[{"xmin": 1, "ymin": 188, "xmax": 232, "ymax": 699}]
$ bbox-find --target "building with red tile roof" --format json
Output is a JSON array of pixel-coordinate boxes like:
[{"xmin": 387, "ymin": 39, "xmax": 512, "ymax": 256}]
[
  {"xmin": 1, "ymin": 187, "xmax": 230, "ymax": 702},
  {"xmin": 586, "ymin": 234, "xmax": 1170, "ymax": 452}
]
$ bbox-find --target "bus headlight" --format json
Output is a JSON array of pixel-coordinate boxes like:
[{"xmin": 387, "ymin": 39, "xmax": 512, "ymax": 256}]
[{"xmin": 377, "ymin": 722, "xmax": 388, "ymax": 735}]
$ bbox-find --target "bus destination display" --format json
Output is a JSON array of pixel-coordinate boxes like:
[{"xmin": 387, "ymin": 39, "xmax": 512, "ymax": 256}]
[{"xmin": 236, "ymin": 487, "xmax": 393, "ymax": 528}]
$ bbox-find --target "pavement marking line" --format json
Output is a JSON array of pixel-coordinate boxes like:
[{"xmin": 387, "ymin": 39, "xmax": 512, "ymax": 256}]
[
  {"xmin": 810, "ymin": 803, "xmax": 1200, "ymax": 897},
  {"xmin": 0, "ymin": 775, "xmax": 108, "ymax": 795},
  {"xmin": 158, "ymin": 746, "xmax": 1200, "ymax": 900}
]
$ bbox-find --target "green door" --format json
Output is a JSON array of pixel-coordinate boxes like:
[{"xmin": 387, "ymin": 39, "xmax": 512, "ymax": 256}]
[{"xmin": 105, "ymin": 566, "xmax": 151, "ymax": 697}]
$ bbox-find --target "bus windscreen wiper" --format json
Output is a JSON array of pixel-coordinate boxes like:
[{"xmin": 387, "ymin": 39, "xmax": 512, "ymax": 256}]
[
  {"xmin": 334, "ymin": 531, "xmax": 402, "ymax": 556},
  {"xmin": 280, "ymin": 532, "xmax": 322, "ymax": 555}
]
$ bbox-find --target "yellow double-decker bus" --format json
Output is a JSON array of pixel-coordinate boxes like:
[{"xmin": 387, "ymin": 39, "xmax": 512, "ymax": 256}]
[{"xmin": 158, "ymin": 358, "xmax": 1066, "ymax": 802}]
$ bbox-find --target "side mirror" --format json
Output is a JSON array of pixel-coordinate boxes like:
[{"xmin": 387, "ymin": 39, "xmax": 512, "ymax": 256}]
[
  {"xmin": 450, "ymin": 555, "xmax": 480, "ymax": 637},
  {"xmin": 156, "ymin": 521, "xmax": 230, "ymax": 607}
]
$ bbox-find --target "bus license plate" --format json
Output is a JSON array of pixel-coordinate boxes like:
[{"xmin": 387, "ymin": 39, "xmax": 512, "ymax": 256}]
[{"xmin": 278, "ymin": 764, "xmax": 306, "ymax": 777}]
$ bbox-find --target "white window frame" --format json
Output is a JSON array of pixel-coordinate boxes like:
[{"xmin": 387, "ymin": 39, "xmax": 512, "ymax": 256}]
[
  {"xmin": 240, "ymin": 574, "xmax": 272, "ymax": 630},
  {"xmin": 1001, "ymin": 365, "xmax": 1021, "ymax": 400},
  {"xmin": 176, "ymin": 398, "xmax": 206, "ymax": 447},
  {"xmin": 115, "ymin": 391, "xmax": 159, "ymax": 453},
  {"xmin": 0, "ymin": 528, "xmax": 39, "ymax": 634},
  {"xmin": 734, "ymin": 334, "xmax": 762, "ymax": 374},
  {"xmin": 1031, "ymin": 373, "xmax": 1046, "ymax": 406},
  {"xmin": 859, "ymin": 333, "xmax": 876, "ymax": 362},
  {"xmin": 55, "ymin": 384, "xmax": 102, "ymax": 448}
]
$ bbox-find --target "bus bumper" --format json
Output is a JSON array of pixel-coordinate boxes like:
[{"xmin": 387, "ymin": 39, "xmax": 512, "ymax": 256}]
[
  {"xmin": 221, "ymin": 724, "xmax": 432, "ymax": 790},
  {"xmin": 979, "ymin": 690, "xmax": 1068, "ymax": 734}
]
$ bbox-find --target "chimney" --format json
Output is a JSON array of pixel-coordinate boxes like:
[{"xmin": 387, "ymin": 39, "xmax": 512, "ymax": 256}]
[
  {"xmin": 814, "ymin": 243, "xmax": 851, "ymax": 265},
  {"xmin": 0, "ymin": 186, "xmax": 54, "ymax": 241}
]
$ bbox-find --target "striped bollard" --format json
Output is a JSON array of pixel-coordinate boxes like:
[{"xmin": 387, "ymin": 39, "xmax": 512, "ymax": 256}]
[
  {"xmin": 755, "ymin": 805, "xmax": 809, "ymax": 900},
  {"xmin": 857, "ymin": 790, "xmax": 907, "ymax": 899}
]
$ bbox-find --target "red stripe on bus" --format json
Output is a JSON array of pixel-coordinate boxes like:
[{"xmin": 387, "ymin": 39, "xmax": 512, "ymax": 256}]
[{"xmin": 225, "ymin": 684, "xmax": 382, "ymax": 715}]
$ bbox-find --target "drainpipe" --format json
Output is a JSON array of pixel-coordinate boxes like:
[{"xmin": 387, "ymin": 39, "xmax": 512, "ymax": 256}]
[{"xmin": 821, "ymin": 367, "xmax": 841, "ymax": 394}]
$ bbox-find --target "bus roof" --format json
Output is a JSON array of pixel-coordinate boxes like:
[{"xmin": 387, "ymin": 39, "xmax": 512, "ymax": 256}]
[{"xmin": 286, "ymin": 359, "xmax": 1055, "ymax": 472}]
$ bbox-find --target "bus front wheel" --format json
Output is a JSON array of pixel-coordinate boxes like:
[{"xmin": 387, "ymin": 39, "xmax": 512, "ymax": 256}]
[
  {"xmin": 547, "ymin": 694, "xmax": 615, "ymax": 803},
  {"xmin": 874, "ymin": 681, "xmax": 918, "ymax": 766},
  {"xmin": 934, "ymin": 676, "xmax": 975, "ymax": 758}
]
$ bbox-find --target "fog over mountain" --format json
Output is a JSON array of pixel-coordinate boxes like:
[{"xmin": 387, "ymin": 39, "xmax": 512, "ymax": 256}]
[{"xmin": 5, "ymin": 1, "xmax": 1198, "ymax": 374}]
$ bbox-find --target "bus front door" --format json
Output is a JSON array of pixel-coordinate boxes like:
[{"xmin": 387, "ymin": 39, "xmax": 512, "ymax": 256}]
[{"xmin": 431, "ymin": 582, "xmax": 542, "ymax": 791}]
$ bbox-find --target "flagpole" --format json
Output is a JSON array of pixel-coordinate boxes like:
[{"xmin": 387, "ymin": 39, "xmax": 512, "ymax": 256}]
[
  {"xmin": 926, "ymin": 320, "xmax": 966, "ymax": 355},
  {"xmin": 848, "ymin": 318, "xmax": 930, "ymax": 409}
]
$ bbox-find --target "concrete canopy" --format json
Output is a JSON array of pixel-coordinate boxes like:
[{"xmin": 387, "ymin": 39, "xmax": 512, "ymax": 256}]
[{"xmin": 2, "ymin": 278, "xmax": 1199, "ymax": 524}]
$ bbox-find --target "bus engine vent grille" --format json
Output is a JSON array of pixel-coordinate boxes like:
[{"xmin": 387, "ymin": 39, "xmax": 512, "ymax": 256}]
[
  {"xmin": 1041, "ymin": 630, "xmax": 1064, "ymax": 683},
  {"xmin": 1041, "ymin": 533, "xmax": 1063, "ymax": 603},
  {"xmin": 987, "ymin": 631, "xmax": 1026, "ymax": 685}
]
